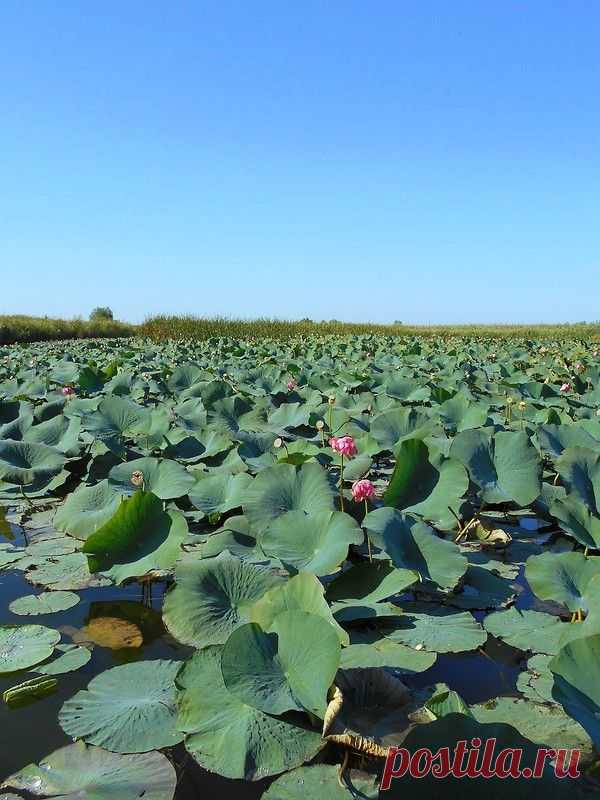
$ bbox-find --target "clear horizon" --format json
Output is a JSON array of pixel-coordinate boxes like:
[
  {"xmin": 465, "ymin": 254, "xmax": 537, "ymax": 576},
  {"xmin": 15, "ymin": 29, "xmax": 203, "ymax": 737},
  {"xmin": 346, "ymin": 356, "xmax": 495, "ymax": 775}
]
[{"xmin": 1, "ymin": 2, "xmax": 599, "ymax": 325}]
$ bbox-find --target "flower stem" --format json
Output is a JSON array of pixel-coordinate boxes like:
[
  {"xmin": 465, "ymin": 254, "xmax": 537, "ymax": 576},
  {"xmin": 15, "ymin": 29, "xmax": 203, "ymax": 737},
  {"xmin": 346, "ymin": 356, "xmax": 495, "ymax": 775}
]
[
  {"xmin": 364, "ymin": 499, "xmax": 372, "ymax": 562},
  {"xmin": 339, "ymin": 453, "xmax": 344, "ymax": 512}
]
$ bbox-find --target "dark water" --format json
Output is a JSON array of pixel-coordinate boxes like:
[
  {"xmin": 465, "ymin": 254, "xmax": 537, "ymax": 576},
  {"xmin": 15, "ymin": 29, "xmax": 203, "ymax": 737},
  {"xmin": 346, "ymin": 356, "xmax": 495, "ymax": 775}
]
[{"xmin": 0, "ymin": 519, "xmax": 529, "ymax": 797}]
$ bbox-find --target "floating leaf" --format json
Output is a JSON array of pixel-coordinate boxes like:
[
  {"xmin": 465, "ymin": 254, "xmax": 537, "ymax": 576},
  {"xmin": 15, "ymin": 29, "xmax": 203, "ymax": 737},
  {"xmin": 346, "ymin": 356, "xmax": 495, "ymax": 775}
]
[
  {"xmin": 0, "ymin": 624, "xmax": 60, "ymax": 673},
  {"xmin": 1, "ymin": 741, "xmax": 176, "ymax": 800},
  {"xmin": 59, "ymin": 660, "xmax": 184, "ymax": 753},
  {"xmin": 382, "ymin": 603, "xmax": 487, "ymax": 653},
  {"xmin": 35, "ymin": 643, "xmax": 91, "ymax": 675},
  {"xmin": 484, "ymin": 607, "xmax": 566, "ymax": 655},
  {"xmin": 9, "ymin": 591, "xmax": 79, "ymax": 616}
]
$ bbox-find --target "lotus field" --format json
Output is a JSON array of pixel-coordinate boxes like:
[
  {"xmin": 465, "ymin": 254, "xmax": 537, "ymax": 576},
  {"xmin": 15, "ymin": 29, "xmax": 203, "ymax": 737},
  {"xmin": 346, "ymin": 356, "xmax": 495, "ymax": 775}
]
[{"xmin": 1, "ymin": 334, "xmax": 600, "ymax": 797}]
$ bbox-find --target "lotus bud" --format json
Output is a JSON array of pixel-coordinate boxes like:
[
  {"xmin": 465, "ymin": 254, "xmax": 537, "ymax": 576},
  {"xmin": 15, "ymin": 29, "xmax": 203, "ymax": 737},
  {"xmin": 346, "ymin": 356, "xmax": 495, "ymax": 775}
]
[
  {"xmin": 328, "ymin": 395, "xmax": 336, "ymax": 405},
  {"xmin": 273, "ymin": 437, "xmax": 283, "ymax": 449},
  {"xmin": 315, "ymin": 420, "xmax": 325, "ymax": 430},
  {"xmin": 560, "ymin": 382, "xmax": 572, "ymax": 393},
  {"xmin": 61, "ymin": 386, "xmax": 75, "ymax": 398},
  {"xmin": 287, "ymin": 379, "xmax": 297, "ymax": 391},
  {"xmin": 131, "ymin": 470, "xmax": 144, "ymax": 487},
  {"xmin": 575, "ymin": 362, "xmax": 584, "ymax": 372},
  {"xmin": 518, "ymin": 401, "xmax": 526, "ymax": 412}
]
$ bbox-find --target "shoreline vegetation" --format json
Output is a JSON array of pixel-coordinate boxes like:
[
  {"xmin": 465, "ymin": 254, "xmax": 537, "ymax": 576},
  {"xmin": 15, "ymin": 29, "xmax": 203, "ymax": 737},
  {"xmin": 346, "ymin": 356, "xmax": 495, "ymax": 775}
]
[
  {"xmin": 0, "ymin": 315, "xmax": 135, "ymax": 345},
  {"xmin": 1, "ymin": 313, "xmax": 599, "ymax": 345}
]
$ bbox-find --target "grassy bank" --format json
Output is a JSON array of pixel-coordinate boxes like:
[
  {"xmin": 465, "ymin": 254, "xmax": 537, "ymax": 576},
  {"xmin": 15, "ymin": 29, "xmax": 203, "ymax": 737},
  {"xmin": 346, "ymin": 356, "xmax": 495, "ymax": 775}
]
[
  {"xmin": 0, "ymin": 315, "xmax": 136, "ymax": 345},
  {"xmin": 141, "ymin": 314, "xmax": 600, "ymax": 342}
]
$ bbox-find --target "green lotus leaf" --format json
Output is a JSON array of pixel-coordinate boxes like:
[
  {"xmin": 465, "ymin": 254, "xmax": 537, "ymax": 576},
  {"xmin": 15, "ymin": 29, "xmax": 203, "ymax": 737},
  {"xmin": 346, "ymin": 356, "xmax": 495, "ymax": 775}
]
[
  {"xmin": 237, "ymin": 431, "xmax": 278, "ymax": 469},
  {"xmin": 438, "ymin": 394, "xmax": 490, "ymax": 432},
  {"xmin": 423, "ymin": 682, "xmax": 471, "ymax": 718},
  {"xmin": 382, "ymin": 603, "xmax": 486, "ymax": 653},
  {"xmin": 384, "ymin": 438, "xmax": 468, "ymax": 529},
  {"xmin": 484, "ymin": 607, "xmax": 567, "ymax": 655},
  {"xmin": 382, "ymin": 376, "xmax": 431, "ymax": 403},
  {"xmin": 267, "ymin": 402, "xmax": 311, "ymax": 432},
  {"xmin": 249, "ymin": 571, "xmax": 348, "ymax": 645},
  {"xmin": 0, "ymin": 543, "xmax": 25, "ymax": 569},
  {"xmin": 450, "ymin": 429, "xmax": 542, "ymax": 506},
  {"xmin": 0, "ymin": 439, "xmax": 66, "ymax": 487},
  {"xmin": 22, "ymin": 414, "xmax": 81, "ymax": 456},
  {"xmin": 331, "ymin": 600, "xmax": 405, "ymax": 622},
  {"xmin": 370, "ymin": 407, "xmax": 437, "ymax": 451},
  {"xmin": 54, "ymin": 480, "xmax": 121, "ymax": 540},
  {"xmin": 262, "ymin": 764, "xmax": 379, "ymax": 800},
  {"xmin": 8, "ymin": 591, "xmax": 79, "ymax": 615},
  {"xmin": 325, "ymin": 560, "xmax": 418, "ymax": 604},
  {"xmin": 34, "ymin": 643, "xmax": 92, "ymax": 675},
  {"xmin": 1, "ymin": 741, "xmax": 176, "ymax": 800},
  {"xmin": 557, "ymin": 446, "xmax": 599, "ymax": 502},
  {"xmin": 82, "ymin": 395, "xmax": 151, "ymax": 454},
  {"xmin": 173, "ymin": 397, "xmax": 208, "ymax": 430},
  {"xmin": 364, "ymin": 508, "xmax": 467, "ymax": 589},
  {"xmin": 168, "ymin": 429, "xmax": 232, "ymax": 462},
  {"xmin": 0, "ymin": 624, "xmax": 60, "ymax": 673},
  {"xmin": 445, "ymin": 565, "xmax": 516, "ymax": 610},
  {"xmin": 259, "ymin": 510, "xmax": 363, "ymax": 576},
  {"xmin": 163, "ymin": 552, "xmax": 283, "ymax": 648},
  {"xmin": 525, "ymin": 551, "xmax": 600, "ymax": 612},
  {"xmin": 243, "ymin": 462, "xmax": 334, "ymax": 531},
  {"xmin": 221, "ymin": 611, "xmax": 341, "ymax": 717},
  {"xmin": 198, "ymin": 516, "xmax": 260, "ymax": 560},
  {"xmin": 176, "ymin": 646, "xmax": 323, "ymax": 780},
  {"xmin": 516, "ymin": 653, "xmax": 557, "ymax": 704},
  {"xmin": 108, "ymin": 457, "xmax": 194, "ymax": 499},
  {"xmin": 59, "ymin": 659, "xmax": 183, "ymax": 753},
  {"xmin": 536, "ymin": 423, "xmax": 600, "ymax": 459},
  {"xmin": 472, "ymin": 696, "xmax": 592, "ymax": 757},
  {"xmin": 189, "ymin": 472, "xmax": 252, "ymax": 516},
  {"xmin": 341, "ymin": 628, "xmax": 437, "ymax": 672},
  {"xmin": 550, "ymin": 633, "xmax": 600, "ymax": 749},
  {"xmin": 25, "ymin": 552, "xmax": 111, "ymax": 591},
  {"xmin": 550, "ymin": 491, "xmax": 600, "ymax": 548},
  {"xmin": 82, "ymin": 491, "xmax": 186, "ymax": 579}
]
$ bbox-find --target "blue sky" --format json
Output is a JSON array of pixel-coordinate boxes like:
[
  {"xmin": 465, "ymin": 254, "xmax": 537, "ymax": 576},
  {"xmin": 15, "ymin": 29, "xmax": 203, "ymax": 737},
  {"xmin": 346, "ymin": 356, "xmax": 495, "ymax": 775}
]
[{"xmin": 1, "ymin": 1, "xmax": 599, "ymax": 324}]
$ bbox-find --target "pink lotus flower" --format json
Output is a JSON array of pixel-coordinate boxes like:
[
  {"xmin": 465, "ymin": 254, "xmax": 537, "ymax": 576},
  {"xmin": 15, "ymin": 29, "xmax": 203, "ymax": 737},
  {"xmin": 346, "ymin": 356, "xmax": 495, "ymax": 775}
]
[
  {"xmin": 287, "ymin": 379, "xmax": 297, "ymax": 391},
  {"xmin": 575, "ymin": 362, "xmax": 584, "ymax": 372},
  {"xmin": 560, "ymin": 382, "xmax": 572, "ymax": 393},
  {"xmin": 330, "ymin": 435, "xmax": 357, "ymax": 458},
  {"xmin": 351, "ymin": 479, "xmax": 375, "ymax": 502},
  {"xmin": 62, "ymin": 386, "xmax": 76, "ymax": 397}
]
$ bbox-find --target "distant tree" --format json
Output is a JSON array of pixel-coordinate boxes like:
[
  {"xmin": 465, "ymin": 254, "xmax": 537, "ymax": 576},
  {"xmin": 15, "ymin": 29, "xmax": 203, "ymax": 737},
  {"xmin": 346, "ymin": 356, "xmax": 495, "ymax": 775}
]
[
  {"xmin": 393, "ymin": 320, "xmax": 403, "ymax": 325},
  {"xmin": 90, "ymin": 307, "xmax": 114, "ymax": 321}
]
